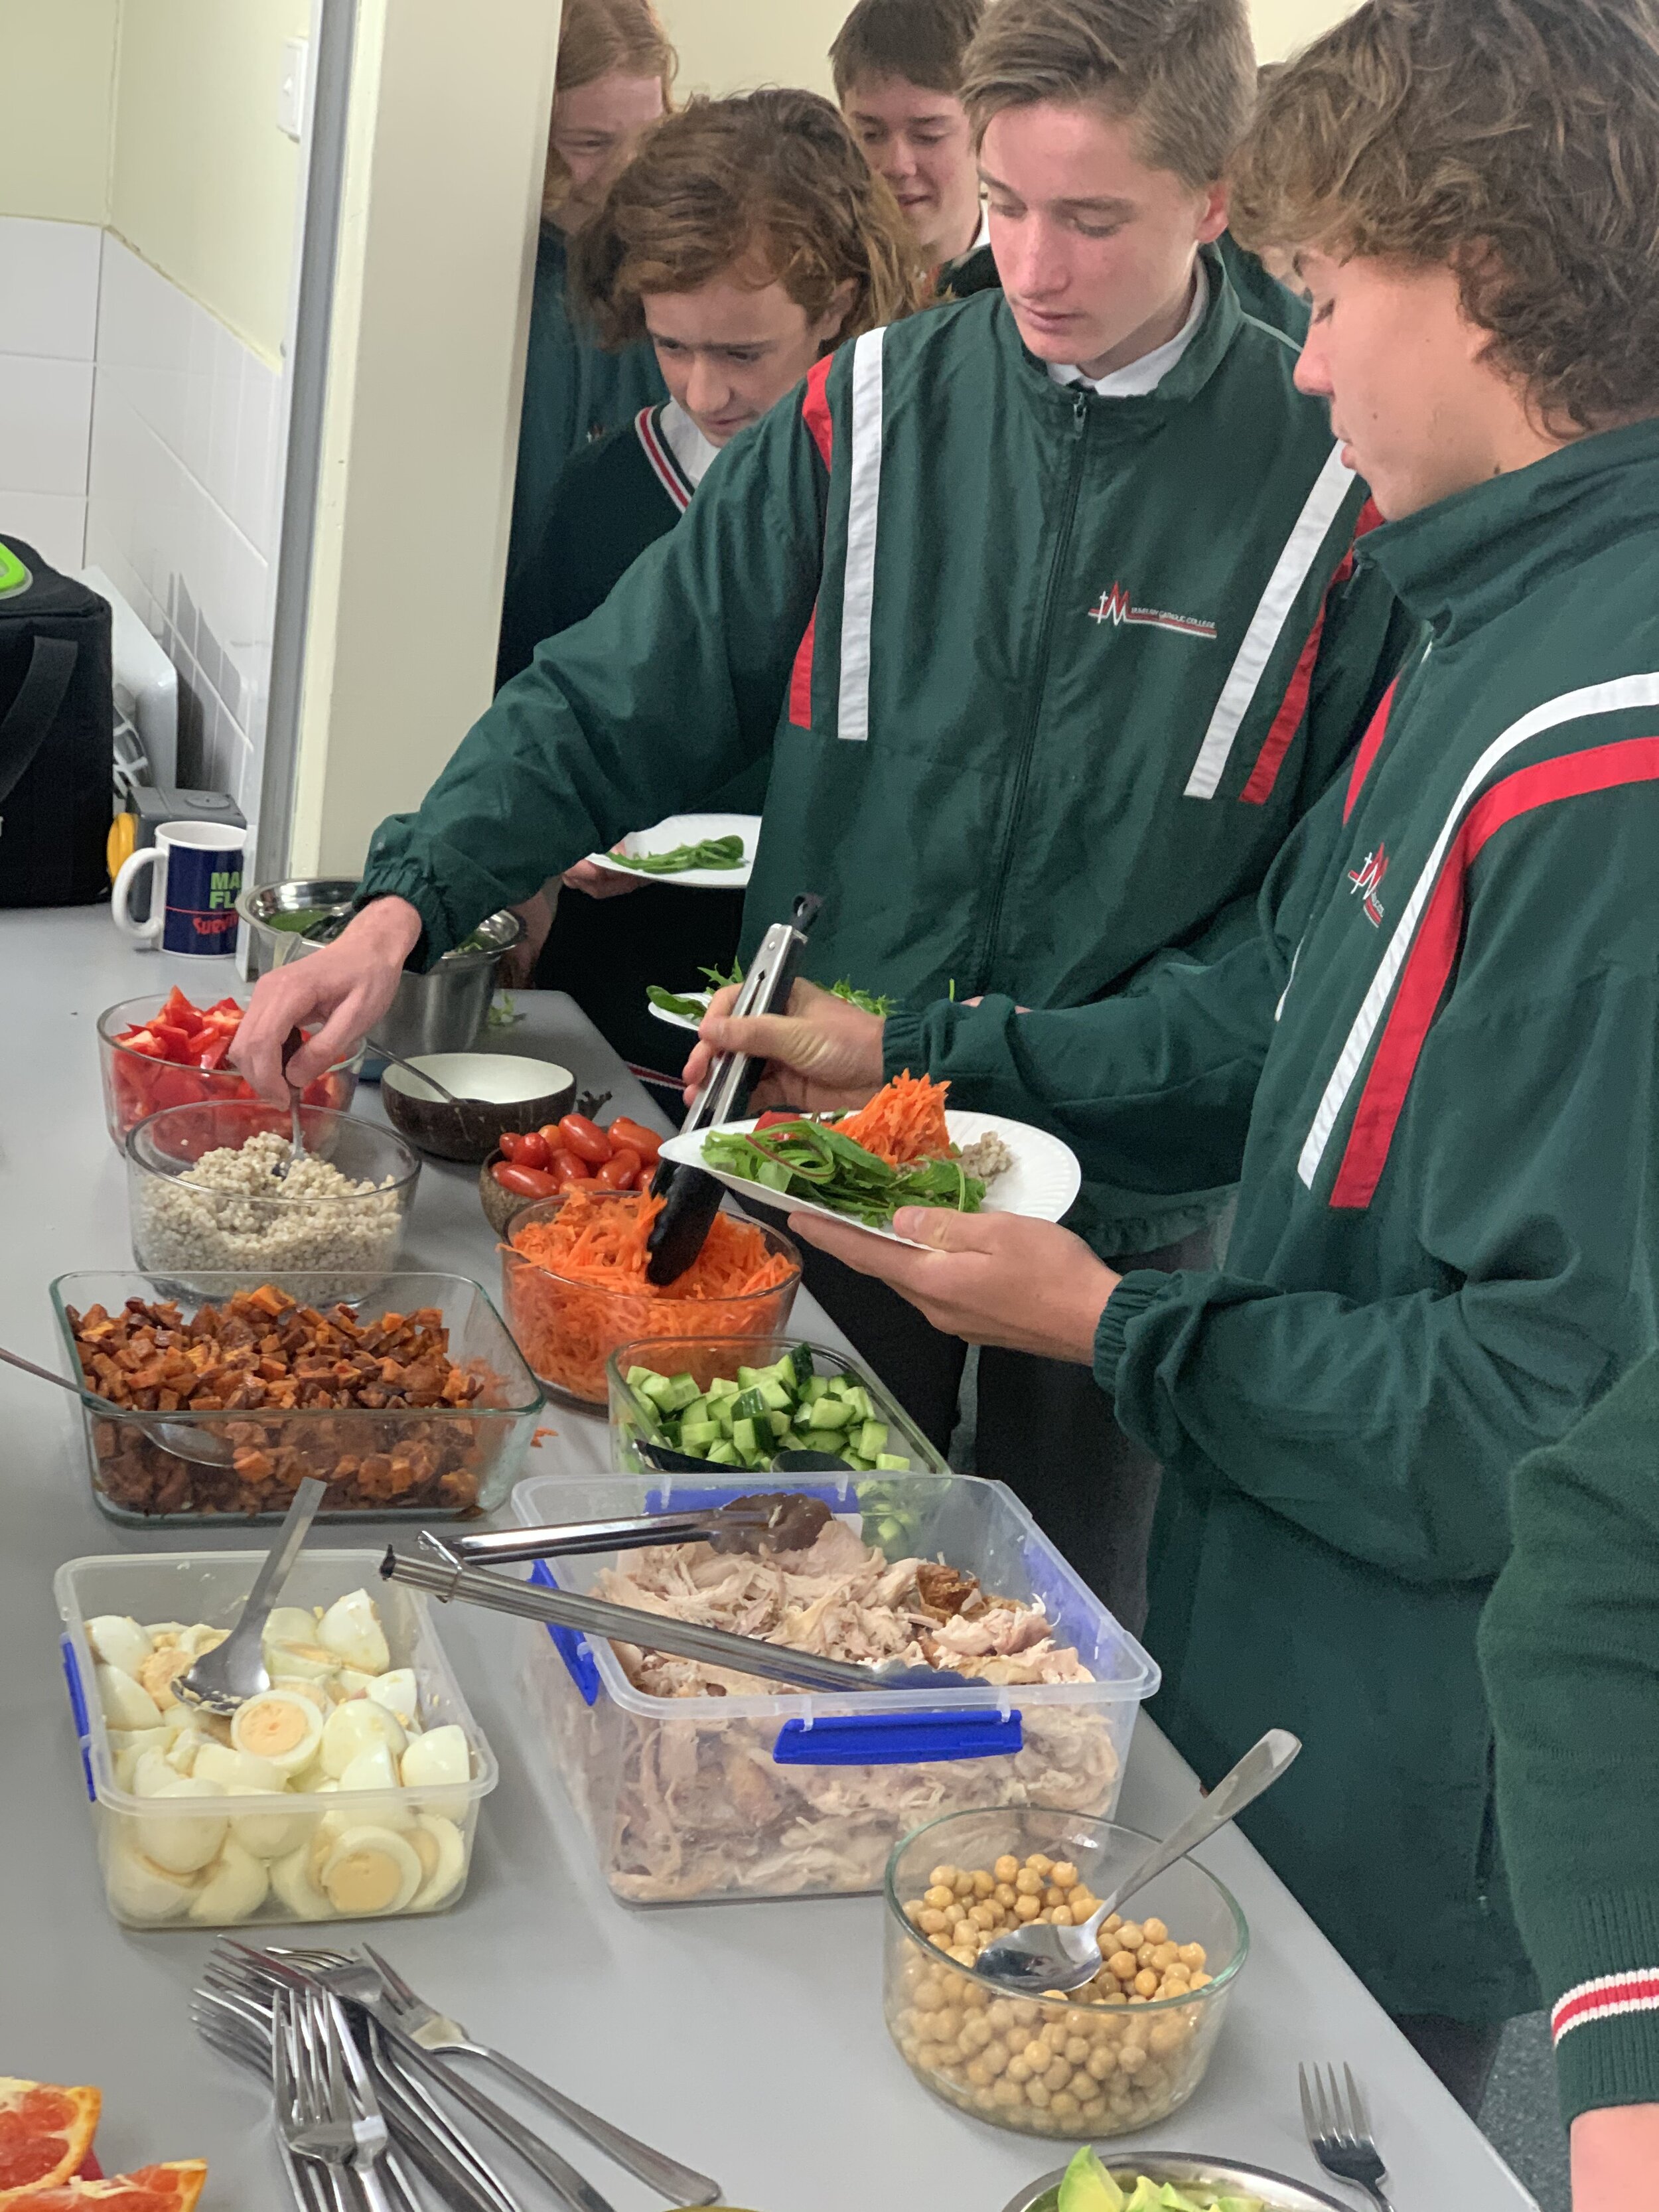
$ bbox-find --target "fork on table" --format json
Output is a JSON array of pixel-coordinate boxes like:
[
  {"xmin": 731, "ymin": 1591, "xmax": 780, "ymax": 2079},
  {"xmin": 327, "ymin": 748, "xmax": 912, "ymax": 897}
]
[
  {"xmin": 275, "ymin": 1980, "xmax": 415, "ymax": 2212},
  {"xmin": 1299, "ymin": 2061, "xmax": 1396, "ymax": 2211}
]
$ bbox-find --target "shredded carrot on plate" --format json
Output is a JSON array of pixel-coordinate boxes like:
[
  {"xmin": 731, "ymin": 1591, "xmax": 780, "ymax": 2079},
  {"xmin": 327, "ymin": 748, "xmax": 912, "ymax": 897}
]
[
  {"xmin": 836, "ymin": 1070, "xmax": 955, "ymax": 1167},
  {"xmin": 502, "ymin": 1188, "xmax": 798, "ymax": 1404}
]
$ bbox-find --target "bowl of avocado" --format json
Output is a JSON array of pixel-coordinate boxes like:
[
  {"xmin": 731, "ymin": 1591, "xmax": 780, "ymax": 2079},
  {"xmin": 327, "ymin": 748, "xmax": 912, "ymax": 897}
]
[{"xmin": 1005, "ymin": 2145, "xmax": 1351, "ymax": 2212}]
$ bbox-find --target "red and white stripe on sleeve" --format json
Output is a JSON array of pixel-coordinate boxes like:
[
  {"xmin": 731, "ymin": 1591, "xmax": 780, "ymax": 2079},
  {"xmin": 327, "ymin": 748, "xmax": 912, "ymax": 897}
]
[{"xmin": 1553, "ymin": 1970, "xmax": 1659, "ymax": 2043}]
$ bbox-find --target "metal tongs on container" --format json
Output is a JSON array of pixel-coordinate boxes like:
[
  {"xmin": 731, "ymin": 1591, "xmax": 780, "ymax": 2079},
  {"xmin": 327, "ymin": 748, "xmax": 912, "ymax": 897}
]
[
  {"xmin": 382, "ymin": 1546, "xmax": 978, "ymax": 1694},
  {"xmin": 439, "ymin": 1491, "xmax": 833, "ymax": 1568},
  {"xmin": 645, "ymin": 892, "xmax": 822, "ymax": 1285}
]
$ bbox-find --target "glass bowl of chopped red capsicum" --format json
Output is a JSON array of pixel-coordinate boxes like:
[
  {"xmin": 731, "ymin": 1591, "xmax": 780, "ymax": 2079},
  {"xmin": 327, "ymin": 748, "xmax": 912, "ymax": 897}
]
[{"xmin": 98, "ymin": 988, "xmax": 365, "ymax": 1149}]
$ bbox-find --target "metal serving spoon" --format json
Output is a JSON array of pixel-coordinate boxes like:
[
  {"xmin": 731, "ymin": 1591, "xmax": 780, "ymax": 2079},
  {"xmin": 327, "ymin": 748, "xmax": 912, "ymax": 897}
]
[
  {"xmin": 175, "ymin": 1477, "xmax": 330, "ymax": 1714},
  {"xmin": 7, "ymin": 1341, "xmax": 238, "ymax": 1469},
  {"xmin": 974, "ymin": 1729, "xmax": 1303, "ymax": 1994},
  {"xmin": 366, "ymin": 1043, "xmax": 470, "ymax": 1105}
]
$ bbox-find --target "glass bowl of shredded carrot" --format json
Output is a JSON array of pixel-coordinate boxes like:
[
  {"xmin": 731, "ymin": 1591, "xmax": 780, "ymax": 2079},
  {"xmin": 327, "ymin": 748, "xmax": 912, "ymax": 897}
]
[{"xmin": 499, "ymin": 1188, "xmax": 803, "ymax": 1408}]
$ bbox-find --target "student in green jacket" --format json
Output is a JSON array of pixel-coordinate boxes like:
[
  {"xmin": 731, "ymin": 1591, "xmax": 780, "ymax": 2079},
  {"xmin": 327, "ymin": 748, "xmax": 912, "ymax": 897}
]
[
  {"xmin": 234, "ymin": 0, "xmax": 1410, "ymax": 1622},
  {"xmin": 499, "ymin": 89, "xmax": 925, "ymax": 1073},
  {"xmin": 496, "ymin": 0, "xmax": 673, "ymax": 692},
  {"xmin": 831, "ymin": 0, "xmax": 997, "ymax": 301},
  {"xmin": 1479, "ymin": 1351, "xmax": 1659, "ymax": 2206},
  {"xmin": 678, "ymin": 0, "xmax": 1659, "ymax": 2110}
]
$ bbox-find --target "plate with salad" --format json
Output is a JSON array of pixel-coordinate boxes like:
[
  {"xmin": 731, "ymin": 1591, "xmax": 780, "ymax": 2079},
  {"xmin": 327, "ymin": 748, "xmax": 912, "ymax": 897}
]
[
  {"xmin": 1007, "ymin": 2146, "xmax": 1350, "ymax": 2212},
  {"xmin": 656, "ymin": 1070, "xmax": 1081, "ymax": 1247},
  {"xmin": 646, "ymin": 967, "xmax": 895, "ymax": 1034},
  {"xmin": 585, "ymin": 812, "xmax": 760, "ymax": 891}
]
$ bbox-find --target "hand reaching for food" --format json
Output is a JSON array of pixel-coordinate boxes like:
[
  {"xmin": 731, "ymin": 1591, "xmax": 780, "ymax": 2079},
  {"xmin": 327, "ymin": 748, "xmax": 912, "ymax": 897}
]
[
  {"xmin": 684, "ymin": 977, "xmax": 887, "ymax": 1112},
  {"xmin": 792, "ymin": 1207, "xmax": 1122, "ymax": 1365},
  {"xmin": 562, "ymin": 857, "xmax": 646, "ymax": 899}
]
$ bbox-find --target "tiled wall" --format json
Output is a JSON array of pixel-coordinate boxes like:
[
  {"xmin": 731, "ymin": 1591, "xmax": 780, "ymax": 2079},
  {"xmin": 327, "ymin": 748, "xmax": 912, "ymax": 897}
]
[{"xmin": 0, "ymin": 214, "xmax": 285, "ymax": 824}]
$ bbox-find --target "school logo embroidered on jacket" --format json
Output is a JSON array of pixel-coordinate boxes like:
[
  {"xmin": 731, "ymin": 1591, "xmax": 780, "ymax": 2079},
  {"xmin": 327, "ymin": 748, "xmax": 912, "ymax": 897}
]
[
  {"xmin": 1087, "ymin": 582, "xmax": 1217, "ymax": 641},
  {"xmin": 1347, "ymin": 844, "xmax": 1388, "ymax": 926}
]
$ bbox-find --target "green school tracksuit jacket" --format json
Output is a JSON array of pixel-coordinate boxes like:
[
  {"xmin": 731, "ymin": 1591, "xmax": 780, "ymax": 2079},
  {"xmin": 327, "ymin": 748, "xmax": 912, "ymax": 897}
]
[
  {"xmin": 885, "ymin": 418, "xmax": 1659, "ymax": 2020},
  {"xmin": 363, "ymin": 245, "xmax": 1409, "ymax": 1240},
  {"xmin": 498, "ymin": 227, "xmax": 664, "ymax": 690}
]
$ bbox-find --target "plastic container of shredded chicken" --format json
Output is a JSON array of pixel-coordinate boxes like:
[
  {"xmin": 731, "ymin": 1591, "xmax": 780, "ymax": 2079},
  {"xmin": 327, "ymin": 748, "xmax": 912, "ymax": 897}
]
[{"xmin": 510, "ymin": 1468, "xmax": 1159, "ymax": 1906}]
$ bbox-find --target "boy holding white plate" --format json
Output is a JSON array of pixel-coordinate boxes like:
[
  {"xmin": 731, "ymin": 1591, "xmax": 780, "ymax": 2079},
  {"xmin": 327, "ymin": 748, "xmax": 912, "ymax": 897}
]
[{"xmin": 682, "ymin": 0, "xmax": 1659, "ymax": 2114}]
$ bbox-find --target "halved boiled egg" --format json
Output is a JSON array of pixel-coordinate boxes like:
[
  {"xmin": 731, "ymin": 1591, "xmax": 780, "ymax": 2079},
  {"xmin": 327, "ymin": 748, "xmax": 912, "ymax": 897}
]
[
  {"xmin": 97, "ymin": 1662, "xmax": 163, "ymax": 1733},
  {"xmin": 409, "ymin": 1815, "xmax": 467, "ymax": 1912},
  {"xmin": 106, "ymin": 1838, "xmax": 200, "ymax": 1922},
  {"xmin": 143, "ymin": 1777, "xmax": 228, "ymax": 1874},
  {"xmin": 317, "ymin": 1590, "xmax": 391, "ymax": 1675},
  {"xmin": 398, "ymin": 1724, "xmax": 470, "ymax": 1818},
  {"xmin": 271, "ymin": 1676, "xmax": 331, "ymax": 1711},
  {"xmin": 189, "ymin": 1837, "xmax": 271, "ymax": 1925},
  {"xmin": 265, "ymin": 1640, "xmax": 339, "ymax": 1686},
  {"xmin": 338, "ymin": 1742, "xmax": 403, "ymax": 1797},
  {"xmin": 86, "ymin": 1615, "xmax": 154, "ymax": 1676},
  {"xmin": 231, "ymin": 1688, "xmax": 325, "ymax": 1775},
  {"xmin": 320, "ymin": 1698, "xmax": 407, "ymax": 1778},
  {"xmin": 319, "ymin": 1826, "xmax": 422, "ymax": 1917},
  {"xmin": 263, "ymin": 1606, "xmax": 319, "ymax": 1648},
  {"xmin": 270, "ymin": 1839, "xmax": 332, "ymax": 1920},
  {"xmin": 364, "ymin": 1668, "xmax": 419, "ymax": 1727}
]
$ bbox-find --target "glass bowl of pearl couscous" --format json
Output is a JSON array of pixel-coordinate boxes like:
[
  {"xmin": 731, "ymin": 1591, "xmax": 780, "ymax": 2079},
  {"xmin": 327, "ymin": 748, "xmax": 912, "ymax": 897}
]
[{"xmin": 883, "ymin": 1806, "xmax": 1248, "ymax": 2140}]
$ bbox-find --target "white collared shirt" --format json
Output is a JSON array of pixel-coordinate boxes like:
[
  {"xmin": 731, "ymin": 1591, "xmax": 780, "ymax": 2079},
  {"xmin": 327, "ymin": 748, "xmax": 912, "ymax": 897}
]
[
  {"xmin": 1047, "ymin": 261, "xmax": 1209, "ymax": 400},
  {"xmin": 659, "ymin": 399, "xmax": 721, "ymax": 490}
]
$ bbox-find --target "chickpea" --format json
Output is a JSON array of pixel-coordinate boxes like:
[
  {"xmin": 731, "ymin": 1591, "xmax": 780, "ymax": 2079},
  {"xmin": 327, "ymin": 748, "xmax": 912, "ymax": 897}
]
[
  {"xmin": 904, "ymin": 1898, "xmax": 927, "ymax": 1925},
  {"xmin": 954, "ymin": 1870, "xmax": 977, "ymax": 1899},
  {"xmin": 1026, "ymin": 1851, "xmax": 1054, "ymax": 1875},
  {"xmin": 983, "ymin": 2040, "xmax": 1011, "ymax": 2078},
  {"xmin": 918, "ymin": 1909, "xmax": 949, "ymax": 1935},
  {"xmin": 966, "ymin": 2058, "xmax": 991, "ymax": 2088},
  {"xmin": 993, "ymin": 1854, "xmax": 1021, "ymax": 1883},
  {"xmin": 944, "ymin": 1901, "xmax": 968, "ymax": 1926},
  {"xmin": 993, "ymin": 2077, "xmax": 1023, "ymax": 2108},
  {"xmin": 1050, "ymin": 1860, "xmax": 1080, "ymax": 1889},
  {"xmin": 1106, "ymin": 1949, "xmax": 1138, "ymax": 1980},
  {"xmin": 968, "ymin": 1902, "xmax": 996, "ymax": 1931},
  {"xmin": 1026, "ymin": 2078, "xmax": 1051, "ymax": 2110},
  {"xmin": 1014, "ymin": 1868, "xmax": 1044, "ymax": 1895},
  {"xmin": 1043, "ymin": 2058, "xmax": 1072, "ymax": 2093},
  {"xmin": 972, "ymin": 1868, "xmax": 995, "ymax": 1898},
  {"xmin": 1133, "ymin": 1969, "xmax": 1161, "ymax": 1998},
  {"xmin": 995, "ymin": 1881, "xmax": 1019, "ymax": 1909},
  {"xmin": 1128, "ymin": 1993, "xmax": 1149, "ymax": 2006},
  {"xmin": 1087, "ymin": 2044, "xmax": 1117, "ymax": 2081},
  {"xmin": 950, "ymin": 1946, "xmax": 977, "ymax": 1967},
  {"xmin": 1116, "ymin": 1922, "xmax": 1145, "ymax": 1952},
  {"xmin": 1153, "ymin": 1941, "xmax": 1181, "ymax": 1968},
  {"xmin": 1069, "ymin": 1891, "xmax": 1099, "ymax": 1918},
  {"xmin": 1141, "ymin": 1917, "xmax": 1169, "ymax": 1945},
  {"xmin": 1044, "ymin": 1885, "xmax": 1068, "ymax": 1910},
  {"xmin": 1103, "ymin": 1912, "xmax": 1123, "ymax": 1934},
  {"xmin": 1006, "ymin": 2057, "xmax": 1033, "ymax": 2085},
  {"xmin": 1048, "ymin": 1905, "xmax": 1075, "ymax": 1927},
  {"xmin": 924, "ymin": 1883, "xmax": 954, "ymax": 1909},
  {"xmin": 1149, "ymin": 2020, "xmax": 1187, "ymax": 2057},
  {"xmin": 1118, "ymin": 2043, "xmax": 1148, "ymax": 2075},
  {"xmin": 1050, "ymin": 2089, "xmax": 1080, "ymax": 2120},
  {"xmin": 1137, "ymin": 1943, "xmax": 1157, "ymax": 1967},
  {"xmin": 1017, "ymin": 2037, "xmax": 1047, "ymax": 2069},
  {"xmin": 930, "ymin": 1863, "xmax": 958, "ymax": 1887},
  {"xmin": 1016, "ymin": 1893, "xmax": 1041, "ymax": 1919},
  {"xmin": 1190, "ymin": 1970, "xmax": 1213, "ymax": 1990}
]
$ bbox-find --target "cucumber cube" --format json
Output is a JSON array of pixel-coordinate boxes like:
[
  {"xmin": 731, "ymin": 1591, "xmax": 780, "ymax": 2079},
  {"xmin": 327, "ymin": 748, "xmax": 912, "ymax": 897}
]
[
  {"xmin": 875, "ymin": 1454, "xmax": 910, "ymax": 1471},
  {"xmin": 857, "ymin": 1420, "xmax": 888, "ymax": 1459}
]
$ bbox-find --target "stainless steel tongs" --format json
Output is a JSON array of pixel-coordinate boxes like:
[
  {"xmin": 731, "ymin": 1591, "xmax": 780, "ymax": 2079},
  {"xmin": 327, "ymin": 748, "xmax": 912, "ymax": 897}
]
[
  {"xmin": 382, "ymin": 1546, "xmax": 975, "ymax": 1694},
  {"xmin": 441, "ymin": 1490, "xmax": 833, "ymax": 1568},
  {"xmin": 644, "ymin": 891, "xmax": 822, "ymax": 1285}
]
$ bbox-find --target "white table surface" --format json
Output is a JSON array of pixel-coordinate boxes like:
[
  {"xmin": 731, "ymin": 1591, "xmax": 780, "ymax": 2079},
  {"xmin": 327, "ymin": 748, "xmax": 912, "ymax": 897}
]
[{"xmin": 0, "ymin": 915, "xmax": 1536, "ymax": 2211}]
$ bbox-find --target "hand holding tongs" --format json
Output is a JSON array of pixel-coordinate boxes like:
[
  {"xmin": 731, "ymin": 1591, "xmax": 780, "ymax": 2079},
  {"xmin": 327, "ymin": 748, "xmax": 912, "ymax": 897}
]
[
  {"xmin": 382, "ymin": 1546, "xmax": 977, "ymax": 1694},
  {"xmin": 441, "ymin": 1491, "xmax": 833, "ymax": 1568},
  {"xmin": 645, "ymin": 892, "xmax": 822, "ymax": 1285}
]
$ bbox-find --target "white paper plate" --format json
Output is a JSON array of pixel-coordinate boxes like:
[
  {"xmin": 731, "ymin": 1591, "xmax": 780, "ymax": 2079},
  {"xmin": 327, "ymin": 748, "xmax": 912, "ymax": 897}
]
[
  {"xmin": 585, "ymin": 812, "xmax": 759, "ymax": 891},
  {"xmin": 646, "ymin": 988, "xmax": 712, "ymax": 1035},
  {"xmin": 657, "ymin": 1110, "xmax": 1082, "ymax": 1250}
]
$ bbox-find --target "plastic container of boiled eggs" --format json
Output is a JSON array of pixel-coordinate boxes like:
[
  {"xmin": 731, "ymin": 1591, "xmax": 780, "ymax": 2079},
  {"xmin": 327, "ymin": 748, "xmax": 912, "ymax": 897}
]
[{"xmin": 54, "ymin": 1549, "xmax": 498, "ymax": 1931}]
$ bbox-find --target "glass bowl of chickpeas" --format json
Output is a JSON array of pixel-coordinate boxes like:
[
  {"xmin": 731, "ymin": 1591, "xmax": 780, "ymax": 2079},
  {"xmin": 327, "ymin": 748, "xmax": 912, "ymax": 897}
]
[{"xmin": 883, "ymin": 1806, "xmax": 1248, "ymax": 2140}]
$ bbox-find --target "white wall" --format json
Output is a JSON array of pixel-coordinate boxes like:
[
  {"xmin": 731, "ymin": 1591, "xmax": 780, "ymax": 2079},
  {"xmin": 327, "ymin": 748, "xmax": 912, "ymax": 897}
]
[{"xmin": 0, "ymin": 1, "xmax": 119, "ymax": 225}]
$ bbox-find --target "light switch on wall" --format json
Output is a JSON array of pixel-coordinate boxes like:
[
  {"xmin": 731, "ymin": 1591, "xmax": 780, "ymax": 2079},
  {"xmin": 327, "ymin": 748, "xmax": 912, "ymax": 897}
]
[{"xmin": 278, "ymin": 38, "xmax": 309, "ymax": 141}]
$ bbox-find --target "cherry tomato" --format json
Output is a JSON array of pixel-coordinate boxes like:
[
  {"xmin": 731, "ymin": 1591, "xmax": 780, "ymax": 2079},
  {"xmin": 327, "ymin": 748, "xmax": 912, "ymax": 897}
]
[
  {"xmin": 559, "ymin": 1114, "xmax": 613, "ymax": 1164},
  {"xmin": 551, "ymin": 1150, "xmax": 591, "ymax": 1186},
  {"xmin": 492, "ymin": 1162, "xmax": 561, "ymax": 1200},
  {"xmin": 596, "ymin": 1147, "xmax": 641, "ymax": 1191},
  {"xmin": 498, "ymin": 1132, "xmax": 522, "ymax": 1161},
  {"xmin": 607, "ymin": 1116, "xmax": 662, "ymax": 1165},
  {"xmin": 516, "ymin": 1131, "xmax": 551, "ymax": 1171}
]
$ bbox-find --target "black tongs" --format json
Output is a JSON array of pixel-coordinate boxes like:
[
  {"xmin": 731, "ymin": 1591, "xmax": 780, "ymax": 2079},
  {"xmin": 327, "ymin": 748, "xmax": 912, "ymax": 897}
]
[{"xmin": 644, "ymin": 892, "xmax": 822, "ymax": 1286}]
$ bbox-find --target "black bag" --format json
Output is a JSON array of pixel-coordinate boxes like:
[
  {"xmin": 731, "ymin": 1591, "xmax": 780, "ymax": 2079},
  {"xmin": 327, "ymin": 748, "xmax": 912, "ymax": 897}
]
[{"xmin": 0, "ymin": 536, "xmax": 114, "ymax": 906}]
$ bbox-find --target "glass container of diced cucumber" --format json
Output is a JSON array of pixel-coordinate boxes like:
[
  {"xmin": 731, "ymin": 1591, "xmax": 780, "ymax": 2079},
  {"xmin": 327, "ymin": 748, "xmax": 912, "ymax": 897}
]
[{"xmin": 605, "ymin": 1335, "xmax": 950, "ymax": 1479}]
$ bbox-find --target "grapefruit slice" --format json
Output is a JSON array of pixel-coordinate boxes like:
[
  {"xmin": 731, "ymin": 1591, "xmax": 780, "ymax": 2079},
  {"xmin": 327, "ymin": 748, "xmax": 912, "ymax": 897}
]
[
  {"xmin": 5, "ymin": 2163, "xmax": 206, "ymax": 2210},
  {"xmin": 0, "ymin": 2082, "xmax": 102, "ymax": 2201}
]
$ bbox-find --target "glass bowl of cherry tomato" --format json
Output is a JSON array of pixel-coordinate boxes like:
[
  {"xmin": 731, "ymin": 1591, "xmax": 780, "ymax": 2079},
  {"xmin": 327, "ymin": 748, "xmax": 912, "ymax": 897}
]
[
  {"xmin": 480, "ymin": 1111, "xmax": 667, "ymax": 1238},
  {"xmin": 98, "ymin": 988, "xmax": 364, "ymax": 1151}
]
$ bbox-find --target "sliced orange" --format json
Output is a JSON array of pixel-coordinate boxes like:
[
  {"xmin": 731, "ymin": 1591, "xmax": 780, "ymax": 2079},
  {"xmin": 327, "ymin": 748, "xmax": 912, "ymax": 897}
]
[
  {"xmin": 0, "ymin": 2082, "xmax": 102, "ymax": 2201},
  {"xmin": 6, "ymin": 2163, "xmax": 206, "ymax": 2211}
]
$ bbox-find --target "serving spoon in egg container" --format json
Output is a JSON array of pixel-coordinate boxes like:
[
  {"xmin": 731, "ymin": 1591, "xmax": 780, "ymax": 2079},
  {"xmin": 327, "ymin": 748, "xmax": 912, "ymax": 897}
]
[
  {"xmin": 2, "ymin": 1342, "xmax": 240, "ymax": 1468},
  {"xmin": 443, "ymin": 1489, "xmax": 833, "ymax": 1568},
  {"xmin": 383, "ymin": 1546, "xmax": 979, "ymax": 1694},
  {"xmin": 973, "ymin": 1728, "xmax": 1303, "ymax": 1994},
  {"xmin": 175, "ymin": 1477, "xmax": 331, "ymax": 1715}
]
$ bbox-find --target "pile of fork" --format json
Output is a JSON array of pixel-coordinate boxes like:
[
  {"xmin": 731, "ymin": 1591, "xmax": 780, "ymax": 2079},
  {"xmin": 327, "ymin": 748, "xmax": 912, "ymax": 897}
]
[{"xmin": 192, "ymin": 1941, "xmax": 725, "ymax": 2212}]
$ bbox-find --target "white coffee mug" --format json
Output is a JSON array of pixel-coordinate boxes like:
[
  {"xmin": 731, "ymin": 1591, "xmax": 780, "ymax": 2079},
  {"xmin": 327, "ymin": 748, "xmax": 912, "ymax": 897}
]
[{"xmin": 112, "ymin": 821, "xmax": 247, "ymax": 956}]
